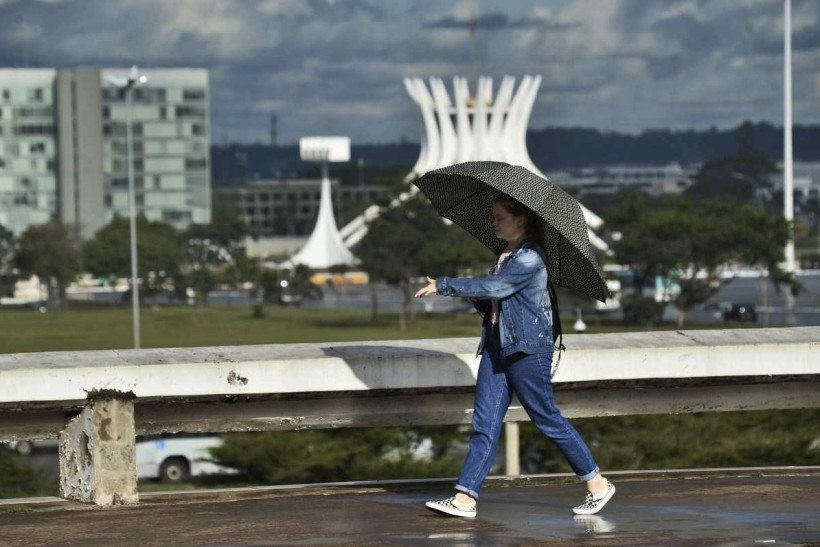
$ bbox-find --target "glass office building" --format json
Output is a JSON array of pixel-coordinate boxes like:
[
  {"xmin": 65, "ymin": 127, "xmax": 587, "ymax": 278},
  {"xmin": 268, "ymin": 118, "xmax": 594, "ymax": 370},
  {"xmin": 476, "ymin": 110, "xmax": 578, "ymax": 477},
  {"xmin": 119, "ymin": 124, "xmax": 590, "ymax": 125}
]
[
  {"xmin": 0, "ymin": 69, "xmax": 59, "ymax": 236},
  {"xmin": 0, "ymin": 68, "xmax": 210, "ymax": 239},
  {"xmin": 100, "ymin": 69, "xmax": 210, "ymax": 231}
]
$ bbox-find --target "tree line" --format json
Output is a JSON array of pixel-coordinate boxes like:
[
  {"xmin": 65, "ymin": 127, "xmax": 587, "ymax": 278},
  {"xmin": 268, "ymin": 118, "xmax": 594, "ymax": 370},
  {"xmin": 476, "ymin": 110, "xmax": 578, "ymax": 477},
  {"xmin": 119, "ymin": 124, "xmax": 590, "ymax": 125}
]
[
  {"xmin": 0, "ymin": 202, "xmax": 294, "ymax": 310},
  {"xmin": 210, "ymin": 121, "xmax": 820, "ymax": 187}
]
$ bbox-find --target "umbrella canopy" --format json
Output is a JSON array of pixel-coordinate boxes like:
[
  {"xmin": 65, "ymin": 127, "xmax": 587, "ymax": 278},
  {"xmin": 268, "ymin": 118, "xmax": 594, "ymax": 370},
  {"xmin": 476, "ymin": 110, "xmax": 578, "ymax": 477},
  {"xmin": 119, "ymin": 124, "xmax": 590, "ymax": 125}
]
[{"xmin": 412, "ymin": 161, "xmax": 609, "ymax": 302}]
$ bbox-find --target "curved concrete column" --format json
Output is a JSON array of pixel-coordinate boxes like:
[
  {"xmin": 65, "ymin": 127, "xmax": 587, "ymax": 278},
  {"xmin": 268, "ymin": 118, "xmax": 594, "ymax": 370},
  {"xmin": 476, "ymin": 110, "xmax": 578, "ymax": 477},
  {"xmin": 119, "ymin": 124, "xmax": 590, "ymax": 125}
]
[
  {"xmin": 473, "ymin": 77, "xmax": 491, "ymax": 161},
  {"xmin": 410, "ymin": 78, "xmax": 440, "ymax": 173},
  {"xmin": 431, "ymin": 77, "xmax": 458, "ymax": 168},
  {"xmin": 487, "ymin": 76, "xmax": 515, "ymax": 162},
  {"xmin": 453, "ymin": 77, "xmax": 474, "ymax": 163},
  {"xmin": 516, "ymin": 75, "xmax": 544, "ymax": 176},
  {"xmin": 403, "ymin": 78, "xmax": 429, "ymax": 177},
  {"xmin": 501, "ymin": 74, "xmax": 531, "ymax": 165}
]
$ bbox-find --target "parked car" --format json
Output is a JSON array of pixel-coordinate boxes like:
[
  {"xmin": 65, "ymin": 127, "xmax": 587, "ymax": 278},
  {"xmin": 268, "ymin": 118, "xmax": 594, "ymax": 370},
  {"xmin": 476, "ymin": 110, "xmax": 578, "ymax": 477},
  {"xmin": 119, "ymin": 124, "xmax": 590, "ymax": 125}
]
[
  {"xmin": 723, "ymin": 303, "xmax": 758, "ymax": 323},
  {"xmin": 136, "ymin": 435, "xmax": 238, "ymax": 483}
]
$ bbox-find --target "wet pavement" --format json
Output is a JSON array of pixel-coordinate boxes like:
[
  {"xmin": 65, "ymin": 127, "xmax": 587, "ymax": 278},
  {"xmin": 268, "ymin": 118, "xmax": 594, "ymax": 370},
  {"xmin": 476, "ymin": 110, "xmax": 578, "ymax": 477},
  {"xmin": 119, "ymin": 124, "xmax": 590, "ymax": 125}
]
[{"xmin": 0, "ymin": 472, "xmax": 817, "ymax": 545}]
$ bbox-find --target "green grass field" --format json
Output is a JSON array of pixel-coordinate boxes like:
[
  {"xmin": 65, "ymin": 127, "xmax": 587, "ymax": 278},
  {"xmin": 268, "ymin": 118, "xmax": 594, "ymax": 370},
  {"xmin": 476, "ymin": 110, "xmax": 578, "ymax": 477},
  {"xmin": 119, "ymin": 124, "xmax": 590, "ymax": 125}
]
[
  {"xmin": 0, "ymin": 304, "xmax": 721, "ymax": 354},
  {"xmin": 0, "ymin": 305, "xmax": 485, "ymax": 354}
]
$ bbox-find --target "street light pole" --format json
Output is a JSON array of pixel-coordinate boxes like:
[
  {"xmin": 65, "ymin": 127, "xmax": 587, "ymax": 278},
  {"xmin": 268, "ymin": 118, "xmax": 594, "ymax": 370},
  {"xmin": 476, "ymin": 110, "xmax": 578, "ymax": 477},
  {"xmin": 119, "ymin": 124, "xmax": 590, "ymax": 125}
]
[
  {"xmin": 125, "ymin": 79, "xmax": 141, "ymax": 348},
  {"xmin": 782, "ymin": 1, "xmax": 798, "ymax": 326},
  {"xmin": 108, "ymin": 67, "xmax": 147, "ymax": 349},
  {"xmin": 784, "ymin": 0, "xmax": 795, "ymax": 273}
]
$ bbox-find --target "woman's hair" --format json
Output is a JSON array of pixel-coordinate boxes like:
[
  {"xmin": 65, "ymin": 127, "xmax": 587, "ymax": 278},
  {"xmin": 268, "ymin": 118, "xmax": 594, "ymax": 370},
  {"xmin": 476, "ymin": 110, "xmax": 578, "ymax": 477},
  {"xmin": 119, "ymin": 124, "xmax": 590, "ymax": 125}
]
[{"xmin": 493, "ymin": 193, "xmax": 549, "ymax": 257}]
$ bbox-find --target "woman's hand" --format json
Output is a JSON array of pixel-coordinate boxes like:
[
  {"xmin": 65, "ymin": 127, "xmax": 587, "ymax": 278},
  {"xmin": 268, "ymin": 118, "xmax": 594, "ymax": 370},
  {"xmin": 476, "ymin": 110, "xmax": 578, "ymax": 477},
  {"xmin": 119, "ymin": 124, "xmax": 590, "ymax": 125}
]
[{"xmin": 414, "ymin": 276, "xmax": 437, "ymax": 298}]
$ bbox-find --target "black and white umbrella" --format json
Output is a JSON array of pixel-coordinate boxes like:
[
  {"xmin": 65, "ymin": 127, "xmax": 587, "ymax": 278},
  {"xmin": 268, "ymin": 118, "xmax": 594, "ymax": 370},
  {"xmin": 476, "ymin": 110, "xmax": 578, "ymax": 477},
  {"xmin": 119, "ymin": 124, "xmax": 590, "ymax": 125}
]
[{"xmin": 412, "ymin": 161, "xmax": 609, "ymax": 302}]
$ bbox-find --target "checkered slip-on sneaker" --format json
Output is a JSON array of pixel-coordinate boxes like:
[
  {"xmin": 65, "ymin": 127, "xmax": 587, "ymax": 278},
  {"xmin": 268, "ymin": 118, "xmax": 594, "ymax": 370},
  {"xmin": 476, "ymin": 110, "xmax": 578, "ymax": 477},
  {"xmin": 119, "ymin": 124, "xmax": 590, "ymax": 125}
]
[
  {"xmin": 425, "ymin": 495, "xmax": 477, "ymax": 518},
  {"xmin": 572, "ymin": 479, "xmax": 616, "ymax": 515}
]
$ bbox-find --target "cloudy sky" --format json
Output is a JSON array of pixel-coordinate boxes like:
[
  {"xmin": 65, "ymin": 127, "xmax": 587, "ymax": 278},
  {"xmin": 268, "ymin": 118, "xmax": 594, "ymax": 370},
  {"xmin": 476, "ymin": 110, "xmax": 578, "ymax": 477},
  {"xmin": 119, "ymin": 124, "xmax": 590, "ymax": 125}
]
[{"xmin": 1, "ymin": 0, "xmax": 818, "ymax": 144}]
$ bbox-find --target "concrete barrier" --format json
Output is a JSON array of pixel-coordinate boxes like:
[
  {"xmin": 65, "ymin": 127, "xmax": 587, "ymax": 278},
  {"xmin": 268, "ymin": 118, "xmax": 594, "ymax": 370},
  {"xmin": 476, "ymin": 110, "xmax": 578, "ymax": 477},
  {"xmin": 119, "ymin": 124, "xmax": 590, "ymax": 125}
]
[{"xmin": 1, "ymin": 327, "xmax": 818, "ymax": 506}]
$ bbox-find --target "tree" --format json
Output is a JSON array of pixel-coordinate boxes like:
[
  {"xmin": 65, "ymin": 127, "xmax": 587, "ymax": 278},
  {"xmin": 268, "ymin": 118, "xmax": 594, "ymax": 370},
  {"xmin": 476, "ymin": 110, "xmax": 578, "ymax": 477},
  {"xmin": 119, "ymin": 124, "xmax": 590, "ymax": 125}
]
[
  {"xmin": 0, "ymin": 223, "xmax": 14, "ymax": 268},
  {"xmin": 0, "ymin": 223, "xmax": 18, "ymax": 298},
  {"xmin": 672, "ymin": 199, "xmax": 798, "ymax": 326},
  {"xmin": 605, "ymin": 192, "xmax": 685, "ymax": 325},
  {"xmin": 219, "ymin": 253, "xmax": 262, "ymax": 288},
  {"xmin": 14, "ymin": 222, "xmax": 81, "ymax": 309},
  {"xmin": 355, "ymin": 195, "xmax": 491, "ymax": 329},
  {"xmin": 607, "ymin": 192, "xmax": 798, "ymax": 327},
  {"xmin": 258, "ymin": 268, "xmax": 282, "ymax": 304},
  {"xmin": 181, "ymin": 202, "xmax": 251, "ymax": 304},
  {"xmin": 188, "ymin": 266, "xmax": 217, "ymax": 305},
  {"xmin": 286, "ymin": 264, "xmax": 321, "ymax": 300},
  {"xmin": 82, "ymin": 215, "xmax": 184, "ymax": 297},
  {"xmin": 210, "ymin": 427, "xmax": 466, "ymax": 485},
  {"xmin": 0, "ymin": 449, "xmax": 56, "ymax": 498},
  {"xmin": 518, "ymin": 408, "xmax": 820, "ymax": 475},
  {"xmin": 185, "ymin": 201, "xmax": 248, "ymax": 249},
  {"xmin": 686, "ymin": 122, "xmax": 777, "ymax": 204}
]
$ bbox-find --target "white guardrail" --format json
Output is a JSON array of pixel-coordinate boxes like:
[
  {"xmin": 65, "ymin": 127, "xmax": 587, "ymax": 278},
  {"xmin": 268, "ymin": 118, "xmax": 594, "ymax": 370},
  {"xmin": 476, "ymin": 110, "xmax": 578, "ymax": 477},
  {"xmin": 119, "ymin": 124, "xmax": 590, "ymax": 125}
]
[{"xmin": 0, "ymin": 327, "xmax": 818, "ymax": 506}]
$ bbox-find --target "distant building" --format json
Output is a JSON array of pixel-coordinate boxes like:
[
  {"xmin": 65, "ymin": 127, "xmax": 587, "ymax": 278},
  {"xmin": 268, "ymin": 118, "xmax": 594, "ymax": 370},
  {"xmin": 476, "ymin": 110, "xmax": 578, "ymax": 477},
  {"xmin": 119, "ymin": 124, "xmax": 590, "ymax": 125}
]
[
  {"xmin": 550, "ymin": 163, "xmax": 696, "ymax": 198},
  {"xmin": 0, "ymin": 67, "xmax": 210, "ymax": 239},
  {"xmin": 100, "ymin": 68, "xmax": 211, "ymax": 232},
  {"xmin": 55, "ymin": 69, "xmax": 105, "ymax": 240},
  {"xmin": 216, "ymin": 178, "xmax": 389, "ymax": 237},
  {"xmin": 770, "ymin": 162, "xmax": 820, "ymax": 208},
  {"xmin": 0, "ymin": 69, "xmax": 58, "ymax": 236}
]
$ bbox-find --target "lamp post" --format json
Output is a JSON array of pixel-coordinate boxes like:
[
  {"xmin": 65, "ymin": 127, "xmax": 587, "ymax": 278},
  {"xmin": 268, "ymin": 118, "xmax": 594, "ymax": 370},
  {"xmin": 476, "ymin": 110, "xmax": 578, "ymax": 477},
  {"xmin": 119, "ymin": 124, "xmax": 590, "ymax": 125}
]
[
  {"xmin": 106, "ymin": 66, "xmax": 147, "ymax": 349},
  {"xmin": 784, "ymin": 0, "xmax": 795, "ymax": 274},
  {"xmin": 783, "ymin": 0, "xmax": 798, "ymax": 325}
]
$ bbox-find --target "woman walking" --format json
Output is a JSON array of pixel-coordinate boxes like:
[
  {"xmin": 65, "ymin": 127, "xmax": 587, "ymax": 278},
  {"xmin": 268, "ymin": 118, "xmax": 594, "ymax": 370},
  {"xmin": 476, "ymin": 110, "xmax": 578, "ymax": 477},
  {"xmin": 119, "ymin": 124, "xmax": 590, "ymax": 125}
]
[{"xmin": 414, "ymin": 194, "xmax": 615, "ymax": 519}]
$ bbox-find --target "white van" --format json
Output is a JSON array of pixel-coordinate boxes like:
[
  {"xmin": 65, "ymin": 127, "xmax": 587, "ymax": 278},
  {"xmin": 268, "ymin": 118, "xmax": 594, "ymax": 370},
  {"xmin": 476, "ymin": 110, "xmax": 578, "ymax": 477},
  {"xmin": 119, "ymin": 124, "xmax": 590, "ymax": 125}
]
[
  {"xmin": 136, "ymin": 435, "xmax": 239, "ymax": 483},
  {"xmin": 5, "ymin": 435, "xmax": 239, "ymax": 483}
]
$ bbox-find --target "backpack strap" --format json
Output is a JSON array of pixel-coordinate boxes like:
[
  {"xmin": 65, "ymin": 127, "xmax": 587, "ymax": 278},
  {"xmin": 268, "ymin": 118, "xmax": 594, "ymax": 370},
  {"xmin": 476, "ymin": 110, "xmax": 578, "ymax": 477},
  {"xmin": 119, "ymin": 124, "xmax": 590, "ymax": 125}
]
[{"xmin": 548, "ymin": 282, "xmax": 565, "ymax": 378}]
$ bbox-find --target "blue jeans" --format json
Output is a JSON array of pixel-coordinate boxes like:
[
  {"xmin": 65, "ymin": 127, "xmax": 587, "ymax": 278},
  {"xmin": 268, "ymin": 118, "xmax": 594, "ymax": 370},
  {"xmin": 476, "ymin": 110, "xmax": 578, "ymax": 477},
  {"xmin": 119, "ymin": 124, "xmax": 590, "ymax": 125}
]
[{"xmin": 455, "ymin": 327, "xmax": 599, "ymax": 500}]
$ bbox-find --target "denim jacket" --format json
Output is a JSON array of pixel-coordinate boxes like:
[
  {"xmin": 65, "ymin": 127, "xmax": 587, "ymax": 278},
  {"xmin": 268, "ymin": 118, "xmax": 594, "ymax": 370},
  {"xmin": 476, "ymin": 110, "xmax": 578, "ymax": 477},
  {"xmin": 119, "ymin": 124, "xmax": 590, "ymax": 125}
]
[{"xmin": 436, "ymin": 236, "xmax": 553, "ymax": 358}]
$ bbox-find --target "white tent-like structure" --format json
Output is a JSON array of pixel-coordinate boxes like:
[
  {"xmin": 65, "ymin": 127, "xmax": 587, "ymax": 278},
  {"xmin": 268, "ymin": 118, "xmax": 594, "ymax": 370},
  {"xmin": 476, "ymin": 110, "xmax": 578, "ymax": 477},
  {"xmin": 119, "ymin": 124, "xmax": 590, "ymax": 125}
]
[{"xmin": 281, "ymin": 137, "xmax": 358, "ymax": 270}]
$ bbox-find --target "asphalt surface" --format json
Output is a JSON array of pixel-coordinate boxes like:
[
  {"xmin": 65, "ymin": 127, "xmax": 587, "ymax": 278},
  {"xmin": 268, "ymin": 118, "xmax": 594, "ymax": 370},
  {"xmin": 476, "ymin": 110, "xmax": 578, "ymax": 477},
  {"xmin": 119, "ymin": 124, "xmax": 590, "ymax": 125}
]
[{"xmin": 0, "ymin": 472, "xmax": 818, "ymax": 546}]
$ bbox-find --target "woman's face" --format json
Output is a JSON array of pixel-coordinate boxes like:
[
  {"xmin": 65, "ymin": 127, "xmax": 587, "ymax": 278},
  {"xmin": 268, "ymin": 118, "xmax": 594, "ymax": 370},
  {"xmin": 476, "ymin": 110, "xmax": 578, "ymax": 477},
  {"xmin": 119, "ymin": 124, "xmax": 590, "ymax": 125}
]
[{"xmin": 492, "ymin": 203, "xmax": 526, "ymax": 242}]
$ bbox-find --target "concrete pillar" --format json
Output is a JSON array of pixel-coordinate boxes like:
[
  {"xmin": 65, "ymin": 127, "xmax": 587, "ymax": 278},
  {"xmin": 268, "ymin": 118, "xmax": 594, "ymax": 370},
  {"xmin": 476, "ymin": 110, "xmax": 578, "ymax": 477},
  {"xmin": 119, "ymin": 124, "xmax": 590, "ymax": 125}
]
[
  {"xmin": 59, "ymin": 394, "xmax": 138, "ymax": 506},
  {"xmin": 504, "ymin": 421, "xmax": 520, "ymax": 476}
]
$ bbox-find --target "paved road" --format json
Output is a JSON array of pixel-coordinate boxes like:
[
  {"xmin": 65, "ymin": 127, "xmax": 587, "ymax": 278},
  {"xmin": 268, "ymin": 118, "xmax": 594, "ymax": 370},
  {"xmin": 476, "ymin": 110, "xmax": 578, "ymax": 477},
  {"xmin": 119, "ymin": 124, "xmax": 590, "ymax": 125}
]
[{"xmin": 0, "ymin": 473, "xmax": 817, "ymax": 545}]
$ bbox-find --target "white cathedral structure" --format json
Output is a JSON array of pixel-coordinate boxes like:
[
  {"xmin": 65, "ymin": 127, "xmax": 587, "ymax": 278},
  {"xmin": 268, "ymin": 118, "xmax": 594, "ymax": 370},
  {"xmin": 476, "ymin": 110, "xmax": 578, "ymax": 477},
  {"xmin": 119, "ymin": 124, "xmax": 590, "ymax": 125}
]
[
  {"xmin": 339, "ymin": 75, "xmax": 607, "ymax": 251},
  {"xmin": 404, "ymin": 75, "xmax": 545, "ymax": 180}
]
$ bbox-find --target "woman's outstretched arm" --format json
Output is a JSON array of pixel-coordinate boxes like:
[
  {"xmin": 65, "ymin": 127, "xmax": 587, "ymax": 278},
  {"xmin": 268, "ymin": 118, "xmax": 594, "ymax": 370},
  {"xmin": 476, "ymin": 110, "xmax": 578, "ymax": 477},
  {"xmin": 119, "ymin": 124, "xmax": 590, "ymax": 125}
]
[{"xmin": 415, "ymin": 249, "xmax": 544, "ymax": 300}]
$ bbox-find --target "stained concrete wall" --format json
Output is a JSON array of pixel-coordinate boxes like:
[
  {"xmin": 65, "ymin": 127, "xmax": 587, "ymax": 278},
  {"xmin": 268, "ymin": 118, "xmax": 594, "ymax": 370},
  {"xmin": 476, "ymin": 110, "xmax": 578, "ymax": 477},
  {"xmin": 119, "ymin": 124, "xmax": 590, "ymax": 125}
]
[{"xmin": 0, "ymin": 327, "xmax": 817, "ymax": 406}]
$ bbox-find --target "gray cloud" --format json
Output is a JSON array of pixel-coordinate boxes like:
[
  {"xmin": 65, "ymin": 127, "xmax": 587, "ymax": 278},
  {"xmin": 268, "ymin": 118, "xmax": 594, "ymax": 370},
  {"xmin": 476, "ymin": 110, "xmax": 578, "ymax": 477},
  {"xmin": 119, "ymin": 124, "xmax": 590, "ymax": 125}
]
[
  {"xmin": 422, "ymin": 11, "xmax": 576, "ymax": 31},
  {"xmin": 0, "ymin": 0, "xmax": 818, "ymax": 143}
]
